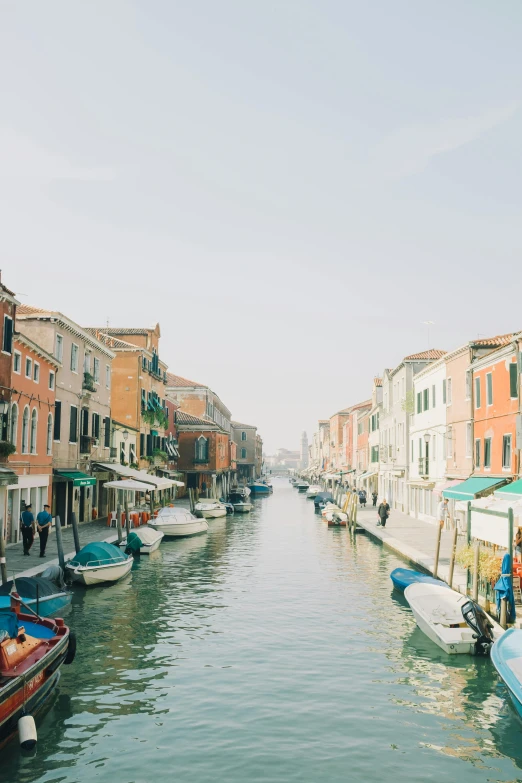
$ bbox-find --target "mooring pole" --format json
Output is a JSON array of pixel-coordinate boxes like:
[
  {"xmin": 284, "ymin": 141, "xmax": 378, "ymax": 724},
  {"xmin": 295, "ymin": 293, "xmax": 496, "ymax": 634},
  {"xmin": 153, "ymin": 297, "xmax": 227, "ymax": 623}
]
[
  {"xmin": 70, "ymin": 511, "xmax": 81, "ymax": 555},
  {"xmin": 433, "ymin": 523, "xmax": 442, "ymax": 579},
  {"xmin": 0, "ymin": 524, "xmax": 7, "ymax": 585},
  {"xmin": 116, "ymin": 503, "xmax": 123, "ymax": 544},
  {"xmin": 54, "ymin": 515, "xmax": 65, "ymax": 572},
  {"xmin": 448, "ymin": 523, "xmax": 458, "ymax": 589},
  {"xmin": 472, "ymin": 541, "xmax": 480, "ymax": 603}
]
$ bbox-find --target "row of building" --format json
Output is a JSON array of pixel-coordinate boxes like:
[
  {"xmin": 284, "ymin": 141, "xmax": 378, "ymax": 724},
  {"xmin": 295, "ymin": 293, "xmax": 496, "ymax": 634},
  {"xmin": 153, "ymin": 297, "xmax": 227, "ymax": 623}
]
[
  {"xmin": 306, "ymin": 333, "xmax": 522, "ymax": 524},
  {"xmin": 0, "ymin": 276, "xmax": 263, "ymax": 542}
]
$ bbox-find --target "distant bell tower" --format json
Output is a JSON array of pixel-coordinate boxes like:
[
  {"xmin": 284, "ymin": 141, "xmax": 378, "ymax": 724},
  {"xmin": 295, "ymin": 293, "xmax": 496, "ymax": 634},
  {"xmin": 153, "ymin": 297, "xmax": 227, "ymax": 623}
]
[{"xmin": 300, "ymin": 431, "xmax": 309, "ymax": 470}]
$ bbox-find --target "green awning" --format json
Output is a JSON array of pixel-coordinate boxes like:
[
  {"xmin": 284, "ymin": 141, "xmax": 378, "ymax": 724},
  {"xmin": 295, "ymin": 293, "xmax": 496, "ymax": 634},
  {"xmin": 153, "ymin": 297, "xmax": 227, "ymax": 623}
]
[
  {"xmin": 55, "ymin": 470, "xmax": 96, "ymax": 487},
  {"xmin": 495, "ymin": 480, "xmax": 522, "ymax": 497},
  {"xmin": 443, "ymin": 477, "xmax": 506, "ymax": 501}
]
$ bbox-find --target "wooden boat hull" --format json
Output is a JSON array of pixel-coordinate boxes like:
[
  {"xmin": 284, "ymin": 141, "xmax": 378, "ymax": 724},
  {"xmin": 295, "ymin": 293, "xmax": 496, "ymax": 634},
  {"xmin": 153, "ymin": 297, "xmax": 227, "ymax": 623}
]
[{"xmin": 66, "ymin": 556, "xmax": 133, "ymax": 586}]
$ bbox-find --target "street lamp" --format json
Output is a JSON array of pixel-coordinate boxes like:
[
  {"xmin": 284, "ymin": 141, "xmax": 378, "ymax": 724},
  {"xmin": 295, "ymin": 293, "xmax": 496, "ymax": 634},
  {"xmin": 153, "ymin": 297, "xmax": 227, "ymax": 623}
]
[
  {"xmin": 423, "ymin": 432, "xmax": 431, "ymax": 444},
  {"xmin": 122, "ymin": 430, "xmax": 129, "ymax": 441}
]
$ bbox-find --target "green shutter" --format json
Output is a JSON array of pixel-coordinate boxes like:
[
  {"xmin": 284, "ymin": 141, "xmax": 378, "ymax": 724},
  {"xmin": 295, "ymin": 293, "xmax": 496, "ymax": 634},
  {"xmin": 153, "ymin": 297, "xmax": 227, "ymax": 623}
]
[
  {"xmin": 487, "ymin": 373, "xmax": 493, "ymax": 405},
  {"xmin": 475, "ymin": 377, "xmax": 481, "ymax": 408},
  {"xmin": 510, "ymin": 362, "xmax": 518, "ymax": 399}
]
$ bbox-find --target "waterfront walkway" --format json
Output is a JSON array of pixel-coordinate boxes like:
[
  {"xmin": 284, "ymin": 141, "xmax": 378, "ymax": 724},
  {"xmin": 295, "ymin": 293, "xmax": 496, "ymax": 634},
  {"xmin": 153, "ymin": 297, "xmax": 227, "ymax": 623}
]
[{"xmin": 355, "ymin": 504, "xmax": 468, "ymax": 592}]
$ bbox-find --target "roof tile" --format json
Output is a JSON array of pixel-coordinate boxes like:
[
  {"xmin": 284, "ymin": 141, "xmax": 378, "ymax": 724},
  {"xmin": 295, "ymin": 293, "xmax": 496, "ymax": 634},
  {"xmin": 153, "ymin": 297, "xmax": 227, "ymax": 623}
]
[
  {"xmin": 404, "ymin": 349, "xmax": 447, "ymax": 361},
  {"xmin": 470, "ymin": 333, "xmax": 518, "ymax": 348},
  {"xmin": 166, "ymin": 372, "xmax": 206, "ymax": 388}
]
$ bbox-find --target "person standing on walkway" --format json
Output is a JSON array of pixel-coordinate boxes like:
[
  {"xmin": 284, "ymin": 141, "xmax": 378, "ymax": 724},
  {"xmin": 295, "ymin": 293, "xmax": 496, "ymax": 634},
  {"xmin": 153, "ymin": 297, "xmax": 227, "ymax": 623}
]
[
  {"xmin": 20, "ymin": 503, "xmax": 35, "ymax": 555},
  {"xmin": 372, "ymin": 491, "xmax": 378, "ymax": 507},
  {"xmin": 36, "ymin": 504, "xmax": 52, "ymax": 558},
  {"xmin": 377, "ymin": 499, "xmax": 390, "ymax": 527},
  {"xmin": 438, "ymin": 497, "xmax": 449, "ymax": 529}
]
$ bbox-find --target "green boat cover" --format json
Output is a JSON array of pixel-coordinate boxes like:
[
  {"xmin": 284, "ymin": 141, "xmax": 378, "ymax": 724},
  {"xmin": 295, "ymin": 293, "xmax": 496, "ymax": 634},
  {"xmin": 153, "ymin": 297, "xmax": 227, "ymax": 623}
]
[
  {"xmin": 125, "ymin": 532, "xmax": 143, "ymax": 556},
  {"xmin": 69, "ymin": 541, "xmax": 126, "ymax": 567}
]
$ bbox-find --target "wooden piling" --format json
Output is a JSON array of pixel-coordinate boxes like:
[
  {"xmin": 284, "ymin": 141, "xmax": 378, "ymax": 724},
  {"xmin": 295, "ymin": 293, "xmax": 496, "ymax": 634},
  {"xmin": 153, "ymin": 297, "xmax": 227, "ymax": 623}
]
[
  {"xmin": 54, "ymin": 515, "xmax": 66, "ymax": 572},
  {"xmin": 0, "ymin": 526, "xmax": 7, "ymax": 585},
  {"xmin": 149, "ymin": 490, "xmax": 155, "ymax": 522},
  {"xmin": 70, "ymin": 512, "xmax": 81, "ymax": 554},
  {"xmin": 472, "ymin": 541, "xmax": 480, "ymax": 602},
  {"xmin": 448, "ymin": 524, "xmax": 458, "ymax": 589},
  {"xmin": 433, "ymin": 522, "xmax": 442, "ymax": 578},
  {"xmin": 124, "ymin": 495, "xmax": 130, "ymax": 538},
  {"xmin": 116, "ymin": 503, "xmax": 123, "ymax": 544},
  {"xmin": 500, "ymin": 597, "xmax": 508, "ymax": 630}
]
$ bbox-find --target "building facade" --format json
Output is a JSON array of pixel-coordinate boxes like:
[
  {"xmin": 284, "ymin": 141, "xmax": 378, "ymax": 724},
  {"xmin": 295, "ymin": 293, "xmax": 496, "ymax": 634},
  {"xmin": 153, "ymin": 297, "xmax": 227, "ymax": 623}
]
[
  {"xmin": 231, "ymin": 422, "xmax": 258, "ymax": 482},
  {"xmin": 176, "ymin": 411, "xmax": 233, "ymax": 498}
]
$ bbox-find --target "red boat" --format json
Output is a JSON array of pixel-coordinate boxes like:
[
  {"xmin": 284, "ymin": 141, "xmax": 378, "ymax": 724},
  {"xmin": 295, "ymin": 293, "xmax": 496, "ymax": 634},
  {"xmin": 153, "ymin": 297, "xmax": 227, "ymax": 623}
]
[{"xmin": 0, "ymin": 594, "xmax": 75, "ymax": 748}]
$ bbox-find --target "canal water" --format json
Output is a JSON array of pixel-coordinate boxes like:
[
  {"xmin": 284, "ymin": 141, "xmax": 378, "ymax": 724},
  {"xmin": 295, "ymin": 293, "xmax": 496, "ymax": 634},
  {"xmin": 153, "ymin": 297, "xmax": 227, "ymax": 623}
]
[{"xmin": 4, "ymin": 480, "xmax": 522, "ymax": 783}]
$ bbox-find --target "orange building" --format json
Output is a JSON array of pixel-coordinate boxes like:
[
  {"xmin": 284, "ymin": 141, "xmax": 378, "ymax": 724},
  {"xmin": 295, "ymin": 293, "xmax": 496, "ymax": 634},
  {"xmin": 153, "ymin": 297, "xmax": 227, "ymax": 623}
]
[
  {"xmin": 176, "ymin": 411, "xmax": 233, "ymax": 497},
  {"xmin": 471, "ymin": 334, "xmax": 520, "ymax": 480}
]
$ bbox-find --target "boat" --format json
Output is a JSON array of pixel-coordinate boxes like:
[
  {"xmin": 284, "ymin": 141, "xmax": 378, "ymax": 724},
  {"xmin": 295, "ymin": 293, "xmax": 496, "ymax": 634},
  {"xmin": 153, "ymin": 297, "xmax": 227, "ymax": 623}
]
[
  {"xmin": 194, "ymin": 501, "xmax": 227, "ymax": 519},
  {"xmin": 314, "ymin": 492, "xmax": 334, "ymax": 510},
  {"xmin": 390, "ymin": 568, "xmax": 449, "ymax": 592},
  {"xmin": 66, "ymin": 542, "xmax": 133, "ymax": 586},
  {"xmin": 305, "ymin": 485, "xmax": 322, "ymax": 499},
  {"xmin": 404, "ymin": 582, "xmax": 495, "ymax": 655},
  {"xmin": 321, "ymin": 503, "xmax": 348, "ymax": 525},
  {"xmin": 491, "ymin": 628, "xmax": 522, "ymax": 719},
  {"xmin": 295, "ymin": 481, "xmax": 309, "ymax": 492},
  {"xmin": 148, "ymin": 507, "xmax": 208, "ymax": 537},
  {"xmin": 229, "ymin": 492, "xmax": 253, "ymax": 513},
  {"xmin": 0, "ymin": 603, "xmax": 75, "ymax": 748},
  {"xmin": 119, "ymin": 526, "xmax": 164, "ymax": 555},
  {"xmin": 0, "ymin": 577, "xmax": 72, "ymax": 618},
  {"xmin": 247, "ymin": 481, "xmax": 272, "ymax": 496}
]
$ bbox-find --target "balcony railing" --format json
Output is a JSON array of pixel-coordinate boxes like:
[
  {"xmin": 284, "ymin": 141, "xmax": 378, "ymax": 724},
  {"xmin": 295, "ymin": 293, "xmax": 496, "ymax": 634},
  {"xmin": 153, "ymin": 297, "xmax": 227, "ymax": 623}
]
[
  {"xmin": 80, "ymin": 435, "xmax": 95, "ymax": 454},
  {"xmin": 418, "ymin": 457, "xmax": 429, "ymax": 477}
]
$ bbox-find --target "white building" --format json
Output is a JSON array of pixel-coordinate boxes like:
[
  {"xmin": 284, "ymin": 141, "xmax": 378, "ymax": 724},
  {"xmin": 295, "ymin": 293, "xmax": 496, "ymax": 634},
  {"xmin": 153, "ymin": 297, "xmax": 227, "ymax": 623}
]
[
  {"xmin": 409, "ymin": 354, "xmax": 448, "ymax": 522},
  {"xmin": 362, "ymin": 378, "xmax": 382, "ymax": 496}
]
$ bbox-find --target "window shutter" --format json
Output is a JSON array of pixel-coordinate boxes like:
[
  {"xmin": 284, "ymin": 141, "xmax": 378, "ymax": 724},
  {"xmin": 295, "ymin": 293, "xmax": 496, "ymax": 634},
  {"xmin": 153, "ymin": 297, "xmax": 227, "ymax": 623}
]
[
  {"xmin": 146, "ymin": 434, "xmax": 152, "ymax": 456},
  {"xmin": 54, "ymin": 402, "xmax": 61, "ymax": 440},
  {"xmin": 510, "ymin": 362, "xmax": 518, "ymax": 398},
  {"xmin": 104, "ymin": 417, "xmax": 111, "ymax": 447},
  {"xmin": 442, "ymin": 379, "xmax": 446, "ymax": 404},
  {"xmin": 69, "ymin": 406, "xmax": 78, "ymax": 443},
  {"xmin": 417, "ymin": 393, "xmax": 421, "ymax": 414},
  {"xmin": 3, "ymin": 316, "xmax": 13, "ymax": 354},
  {"xmin": 140, "ymin": 432, "xmax": 145, "ymax": 457},
  {"xmin": 475, "ymin": 377, "xmax": 481, "ymax": 408}
]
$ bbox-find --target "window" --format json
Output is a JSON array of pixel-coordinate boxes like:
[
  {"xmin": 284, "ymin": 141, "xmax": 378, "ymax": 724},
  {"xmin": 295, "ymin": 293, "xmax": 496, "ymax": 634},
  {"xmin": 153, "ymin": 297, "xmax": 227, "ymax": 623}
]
[
  {"xmin": 411, "ymin": 440, "xmax": 414, "ymax": 463},
  {"xmin": 47, "ymin": 414, "xmax": 53, "ymax": 455},
  {"xmin": 432, "ymin": 435, "xmax": 436, "ymax": 460},
  {"xmin": 446, "ymin": 427, "xmax": 452, "ymax": 458},
  {"xmin": 30, "ymin": 409, "xmax": 37, "ymax": 453},
  {"xmin": 9, "ymin": 403, "xmax": 18, "ymax": 450},
  {"xmin": 140, "ymin": 432, "xmax": 145, "ymax": 457},
  {"xmin": 21, "ymin": 406, "xmax": 29, "ymax": 453},
  {"xmin": 55, "ymin": 334, "xmax": 63, "ymax": 362},
  {"xmin": 195, "ymin": 436, "xmax": 209, "ymax": 462},
  {"xmin": 33, "ymin": 362, "xmax": 40, "ymax": 383},
  {"xmin": 432, "ymin": 385, "xmax": 436, "ymax": 408},
  {"xmin": 241, "ymin": 447, "xmax": 247, "ymax": 459},
  {"xmin": 25, "ymin": 357, "xmax": 32, "ymax": 379},
  {"xmin": 465, "ymin": 371, "xmax": 472, "ymax": 400},
  {"xmin": 502, "ymin": 435, "xmax": 512, "ymax": 470},
  {"xmin": 69, "ymin": 405, "xmax": 78, "ymax": 443},
  {"xmin": 486, "ymin": 373, "xmax": 493, "ymax": 406},
  {"xmin": 2, "ymin": 315, "xmax": 13, "ymax": 354},
  {"xmin": 475, "ymin": 377, "xmax": 481, "ymax": 408},
  {"xmin": 475, "ymin": 439, "xmax": 481, "ymax": 468},
  {"xmin": 92, "ymin": 412, "xmax": 100, "ymax": 439},
  {"xmin": 13, "ymin": 350, "xmax": 21, "ymax": 374},
  {"xmin": 104, "ymin": 417, "xmax": 111, "ymax": 448},
  {"xmin": 447, "ymin": 378, "xmax": 452, "ymax": 405},
  {"xmin": 93, "ymin": 357, "xmax": 100, "ymax": 383},
  {"xmin": 141, "ymin": 389, "xmax": 146, "ymax": 410},
  {"xmin": 466, "ymin": 422, "xmax": 472, "ymax": 457},
  {"xmin": 54, "ymin": 401, "xmax": 61, "ymax": 441},
  {"xmin": 442, "ymin": 379, "xmax": 447, "ymax": 404},
  {"xmin": 417, "ymin": 392, "xmax": 422, "ymax": 414},
  {"xmin": 484, "ymin": 437, "xmax": 491, "ymax": 469},
  {"xmin": 241, "ymin": 431, "xmax": 247, "ymax": 441},
  {"xmin": 84, "ymin": 352, "xmax": 91, "ymax": 373},
  {"xmin": 49, "ymin": 371, "xmax": 55, "ymax": 391},
  {"xmin": 423, "ymin": 389, "xmax": 429, "ymax": 411},
  {"xmin": 106, "ymin": 365, "xmax": 111, "ymax": 389},
  {"xmin": 70, "ymin": 343, "xmax": 79, "ymax": 373},
  {"xmin": 371, "ymin": 446, "xmax": 379, "ymax": 463},
  {"xmin": 510, "ymin": 362, "xmax": 518, "ymax": 399}
]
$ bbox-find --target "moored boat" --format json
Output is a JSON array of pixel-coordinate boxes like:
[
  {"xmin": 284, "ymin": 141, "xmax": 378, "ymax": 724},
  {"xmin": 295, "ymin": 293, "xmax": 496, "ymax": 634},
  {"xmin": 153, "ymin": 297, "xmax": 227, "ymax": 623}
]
[
  {"xmin": 295, "ymin": 481, "xmax": 309, "ymax": 492},
  {"xmin": 491, "ymin": 628, "xmax": 522, "ymax": 719},
  {"xmin": 119, "ymin": 526, "xmax": 164, "ymax": 555},
  {"xmin": 248, "ymin": 481, "xmax": 272, "ymax": 496},
  {"xmin": 305, "ymin": 485, "xmax": 321, "ymax": 499},
  {"xmin": 0, "ymin": 604, "xmax": 75, "ymax": 748},
  {"xmin": 0, "ymin": 577, "xmax": 72, "ymax": 618},
  {"xmin": 66, "ymin": 542, "xmax": 133, "ymax": 586},
  {"xmin": 149, "ymin": 507, "xmax": 208, "ymax": 537},
  {"xmin": 229, "ymin": 492, "xmax": 253, "ymax": 513},
  {"xmin": 194, "ymin": 501, "xmax": 227, "ymax": 519},
  {"xmin": 390, "ymin": 568, "xmax": 448, "ymax": 592},
  {"xmin": 404, "ymin": 582, "xmax": 495, "ymax": 655}
]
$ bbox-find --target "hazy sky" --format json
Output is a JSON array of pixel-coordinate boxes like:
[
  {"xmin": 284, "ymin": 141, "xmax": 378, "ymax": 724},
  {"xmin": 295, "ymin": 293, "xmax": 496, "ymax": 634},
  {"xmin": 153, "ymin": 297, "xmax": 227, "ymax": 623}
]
[{"xmin": 2, "ymin": 2, "xmax": 521, "ymax": 452}]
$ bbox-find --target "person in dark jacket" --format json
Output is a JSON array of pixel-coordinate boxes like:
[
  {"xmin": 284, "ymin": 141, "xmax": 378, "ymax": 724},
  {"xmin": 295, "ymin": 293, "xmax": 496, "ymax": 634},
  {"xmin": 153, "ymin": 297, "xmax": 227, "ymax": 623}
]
[
  {"xmin": 377, "ymin": 499, "xmax": 390, "ymax": 527},
  {"xmin": 372, "ymin": 491, "xmax": 378, "ymax": 507},
  {"xmin": 36, "ymin": 504, "xmax": 53, "ymax": 557},
  {"xmin": 20, "ymin": 504, "xmax": 35, "ymax": 555}
]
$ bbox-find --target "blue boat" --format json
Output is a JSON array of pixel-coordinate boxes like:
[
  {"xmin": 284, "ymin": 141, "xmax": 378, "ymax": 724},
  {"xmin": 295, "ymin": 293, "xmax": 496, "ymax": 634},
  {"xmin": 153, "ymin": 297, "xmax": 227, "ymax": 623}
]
[
  {"xmin": 390, "ymin": 568, "xmax": 448, "ymax": 592},
  {"xmin": 0, "ymin": 577, "xmax": 72, "ymax": 618},
  {"xmin": 247, "ymin": 481, "xmax": 272, "ymax": 496},
  {"xmin": 491, "ymin": 628, "xmax": 522, "ymax": 719}
]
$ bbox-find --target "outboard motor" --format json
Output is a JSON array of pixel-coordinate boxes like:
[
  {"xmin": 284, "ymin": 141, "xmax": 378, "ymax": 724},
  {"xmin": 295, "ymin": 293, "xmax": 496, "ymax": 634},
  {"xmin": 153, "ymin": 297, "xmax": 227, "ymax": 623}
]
[{"xmin": 461, "ymin": 600, "xmax": 495, "ymax": 655}]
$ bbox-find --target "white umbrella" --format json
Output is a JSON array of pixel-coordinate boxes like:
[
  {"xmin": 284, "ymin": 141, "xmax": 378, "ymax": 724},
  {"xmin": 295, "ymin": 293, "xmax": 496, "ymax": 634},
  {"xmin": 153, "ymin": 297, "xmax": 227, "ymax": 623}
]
[{"xmin": 104, "ymin": 479, "xmax": 153, "ymax": 491}]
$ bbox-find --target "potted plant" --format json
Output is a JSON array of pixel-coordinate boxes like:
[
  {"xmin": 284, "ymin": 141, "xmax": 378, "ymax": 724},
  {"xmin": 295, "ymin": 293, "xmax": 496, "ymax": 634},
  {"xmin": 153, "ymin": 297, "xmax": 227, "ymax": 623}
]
[{"xmin": 0, "ymin": 441, "xmax": 16, "ymax": 462}]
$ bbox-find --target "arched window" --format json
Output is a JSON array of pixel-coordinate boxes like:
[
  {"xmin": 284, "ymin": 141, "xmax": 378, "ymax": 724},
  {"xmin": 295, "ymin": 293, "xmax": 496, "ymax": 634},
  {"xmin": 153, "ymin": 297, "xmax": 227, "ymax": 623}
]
[
  {"xmin": 21, "ymin": 406, "xmax": 29, "ymax": 453},
  {"xmin": 47, "ymin": 414, "xmax": 53, "ymax": 455},
  {"xmin": 30, "ymin": 409, "xmax": 38, "ymax": 454},
  {"xmin": 195, "ymin": 435, "xmax": 208, "ymax": 463},
  {"xmin": 9, "ymin": 403, "xmax": 18, "ymax": 450}
]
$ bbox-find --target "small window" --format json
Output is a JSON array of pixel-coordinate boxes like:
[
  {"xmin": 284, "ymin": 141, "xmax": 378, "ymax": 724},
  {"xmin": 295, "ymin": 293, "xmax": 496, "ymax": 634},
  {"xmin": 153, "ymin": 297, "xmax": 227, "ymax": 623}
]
[
  {"xmin": 104, "ymin": 417, "xmax": 111, "ymax": 448},
  {"xmin": 411, "ymin": 439, "xmax": 414, "ymax": 463},
  {"xmin": 446, "ymin": 427, "xmax": 452, "ymax": 458},
  {"xmin": 241, "ymin": 431, "xmax": 247, "ymax": 441},
  {"xmin": 9, "ymin": 403, "xmax": 18, "ymax": 450},
  {"xmin": 49, "ymin": 371, "xmax": 55, "ymax": 391},
  {"xmin": 432, "ymin": 385, "xmax": 436, "ymax": 408},
  {"xmin": 33, "ymin": 361, "xmax": 40, "ymax": 383},
  {"xmin": 25, "ymin": 357, "xmax": 32, "ymax": 379},
  {"xmin": 484, "ymin": 437, "xmax": 491, "ymax": 469},
  {"xmin": 21, "ymin": 406, "xmax": 29, "ymax": 453},
  {"xmin": 54, "ymin": 401, "xmax": 61, "ymax": 441},
  {"xmin": 466, "ymin": 422, "xmax": 472, "ymax": 457},
  {"xmin": 475, "ymin": 439, "xmax": 481, "ymax": 468},
  {"xmin": 502, "ymin": 435, "xmax": 512, "ymax": 470},
  {"xmin": 442, "ymin": 379, "xmax": 447, "ymax": 404},
  {"xmin": 106, "ymin": 364, "xmax": 111, "ymax": 389},
  {"xmin": 447, "ymin": 378, "xmax": 452, "ymax": 405},
  {"xmin": 486, "ymin": 373, "xmax": 493, "ymax": 406},
  {"xmin": 465, "ymin": 370, "xmax": 472, "ymax": 400},
  {"xmin": 423, "ymin": 389, "xmax": 429, "ymax": 411},
  {"xmin": 93, "ymin": 357, "xmax": 100, "ymax": 384},
  {"xmin": 55, "ymin": 334, "xmax": 63, "ymax": 362},
  {"xmin": 69, "ymin": 405, "xmax": 78, "ymax": 443},
  {"xmin": 241, "ymin": 447, "xmax": 247, "ymax": 459},
  {"xmin": 83, "ymin": 352, "xmax": 91, "ymax": 374},
  {"xmin": 70, "ymin": 343, "xmax": 79, "ymax": 373},
  {"xmin": 13, "ymin": 350, "xmax": 21, "ymax": 374},
  {"xmin": 475, "ymin": 377, "xmax": 481, "ymax": 408},
  {"xmin": 47, "ymin": 414, "xmax": 53, "ymax": 455},
  {"xmin": 30, "ymin": 408, "xmax": 37, "ymax": 454},
  {"xmin": 416, "ymin": 392, "xmax": 422, "ymax": 414},
  {"xmin": 510, "ymin": 362, "xmax": 518, "ymax": 399},
  {"xmin": 2, "ymin": 315, "xmax": 13, "ymax": 354},
  {"xmin": 92, "ymin": 412, "xmax": 100, "ymax": 439}
]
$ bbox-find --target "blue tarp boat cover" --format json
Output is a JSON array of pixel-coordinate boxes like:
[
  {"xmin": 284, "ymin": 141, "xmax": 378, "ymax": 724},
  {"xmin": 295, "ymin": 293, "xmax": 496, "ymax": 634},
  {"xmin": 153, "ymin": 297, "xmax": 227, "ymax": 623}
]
[
  {"xmin": 495, "ymin": 552, "xmax": 516, "ymax": 622},
  {"xmin": 390, "ymin": 568, "xmax": 448, "ymax": 591},
  {"xmin": 70, "ymin": 541, "xmax": 126, "ymax": 567},
  {"xmin": 0, "ymin": 577, "xmax": 58, "ymax": 599},
  {"xmin": 0, "ymin": 612, "xmax": 19, "ymax": 639}
]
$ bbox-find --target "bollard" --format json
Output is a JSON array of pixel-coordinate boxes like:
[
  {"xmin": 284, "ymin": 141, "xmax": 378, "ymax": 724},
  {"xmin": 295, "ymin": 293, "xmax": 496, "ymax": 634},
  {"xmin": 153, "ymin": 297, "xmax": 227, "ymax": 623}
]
[
  {"xmin": 70, "ymin": 512, "xmax": 81, "ymax": 555},
  {"xmin": 116, "ymin": 503, "xmax": 123, "ymax": 544},
  {"xmin": 0, "ymin": 524, "xmax": 7, "ymax": 585},
  {"xmin": 472, "ymin": 541, "xmax": 480, "ymax": 603},
  {"xmin": 433, "ymin": 522, "xmax": 442, "ymax": 578},
  {"xmin": 149, "ymin": 490, "xmax": 155, "ymax": 522},
  {"xmin": 54, "ymin": 515, "xmax": 66, "ymax": 573},
  {"xmin": 500, "ymin": 597, "xmax": 508, "ymax": 630},
  {"xmin": 448, "ymin": 524, "xmax": 458, "ymax": 589}
]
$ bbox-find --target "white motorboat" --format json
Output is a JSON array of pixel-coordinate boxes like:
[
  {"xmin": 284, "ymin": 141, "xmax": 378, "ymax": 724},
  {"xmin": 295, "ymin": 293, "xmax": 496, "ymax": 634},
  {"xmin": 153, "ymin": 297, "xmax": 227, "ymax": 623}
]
[
  {"xmin": 194, "ymin": 501, "xmax": 228, "ymax": 519},
  {"xmin": 321, "ymin": 503, "xmax": 348, "ymax": 524},
  {"xmin": 306, "ymin": 485, "xmax": 322, "ymax": 499},
  {"xmin": 404, "ymin": 582, "xmax": 495, "ymax": 655},
  {"xmin": 229, "ymin": 491, "xmax": 253, "ymax": 513},
  {"xmin": 295, "ymin": 481, "xmax": 309, "ymax": 492},
  {"xmin": 66, "ymin": 542, "xmax": 134, "ymax": 586},
  {"xmin": 148, "ymin": 507, "xmax": 208, "ymax": 537},
  {"xmin": 119, "ymin": 526, "xmax": 164, "ymax": 554}
]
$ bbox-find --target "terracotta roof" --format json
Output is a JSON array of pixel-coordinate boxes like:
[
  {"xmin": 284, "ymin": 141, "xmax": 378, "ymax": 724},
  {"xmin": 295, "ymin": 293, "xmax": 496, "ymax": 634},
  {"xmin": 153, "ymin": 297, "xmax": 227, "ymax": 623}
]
[
  {"xmin": 176, "ymin": 411, "xmax": 215, "ymax": 426},
  {"xmin": 231, "ymin": 421, "xmax": 256, "ymax": 429},
  {"xmin": 470, "ymin": 333, "xmax": 518, "ymax": 348},
  {"xmin": 374, "ymin": 377, "xmax": 382, "ymax": 387},
  {"xmin": 16, "ymin": 304, "xmax": 49, "ymax": 315},
  {"xmin": 166, "ymin": 372, "xmax": 206, "ymax": 388},
  {"xmin": 84, "ymin": 328, "xmax": 140, "ymax": 351},
  {"xmin": 89, "ymin": 326, "xmax": 154, "ymax": 336},
  {"xmin": 404, "ymin": 349, "xmax": 447, "ymax": 360}
]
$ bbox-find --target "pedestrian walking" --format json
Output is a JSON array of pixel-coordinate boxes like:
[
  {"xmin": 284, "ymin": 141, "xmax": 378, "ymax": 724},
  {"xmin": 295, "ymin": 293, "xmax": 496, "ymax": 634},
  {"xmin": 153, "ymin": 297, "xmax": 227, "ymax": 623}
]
[
  {"xmin": 438, "ymin": 497, "xmax": 449, "ymax": 529},
  {"xmin": 359, "ymin": 490, "xmax": 367, "ymax": 508},
  {"xmin": 36, "ymin": 503, "xmax": 53, "ymax": 557},
  {"xmin": 372, "ymin": 491, "xmax": 378, "ymax": 507},
  {"xmin": 20, "ymin": 503, "xmax": 35, "ymax": 555},
  {"xmin": 377, "ymin": 499, "xmax": 390, "ymax": 527}
]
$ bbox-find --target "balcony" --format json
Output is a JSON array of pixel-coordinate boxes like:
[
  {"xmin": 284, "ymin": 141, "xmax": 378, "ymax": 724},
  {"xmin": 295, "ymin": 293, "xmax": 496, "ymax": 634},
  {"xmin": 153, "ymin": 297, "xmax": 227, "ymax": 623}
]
[
  {"xmin": 82, "ymin": 372, "xmax": 96, "ymax": 392},
  {"xmin": 80, "ymin": 435, "xmax": 95, "ymax": 454},
  {"xmin": 418, "ymin": 457, "xmax": 429, "ymax": 478}
]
